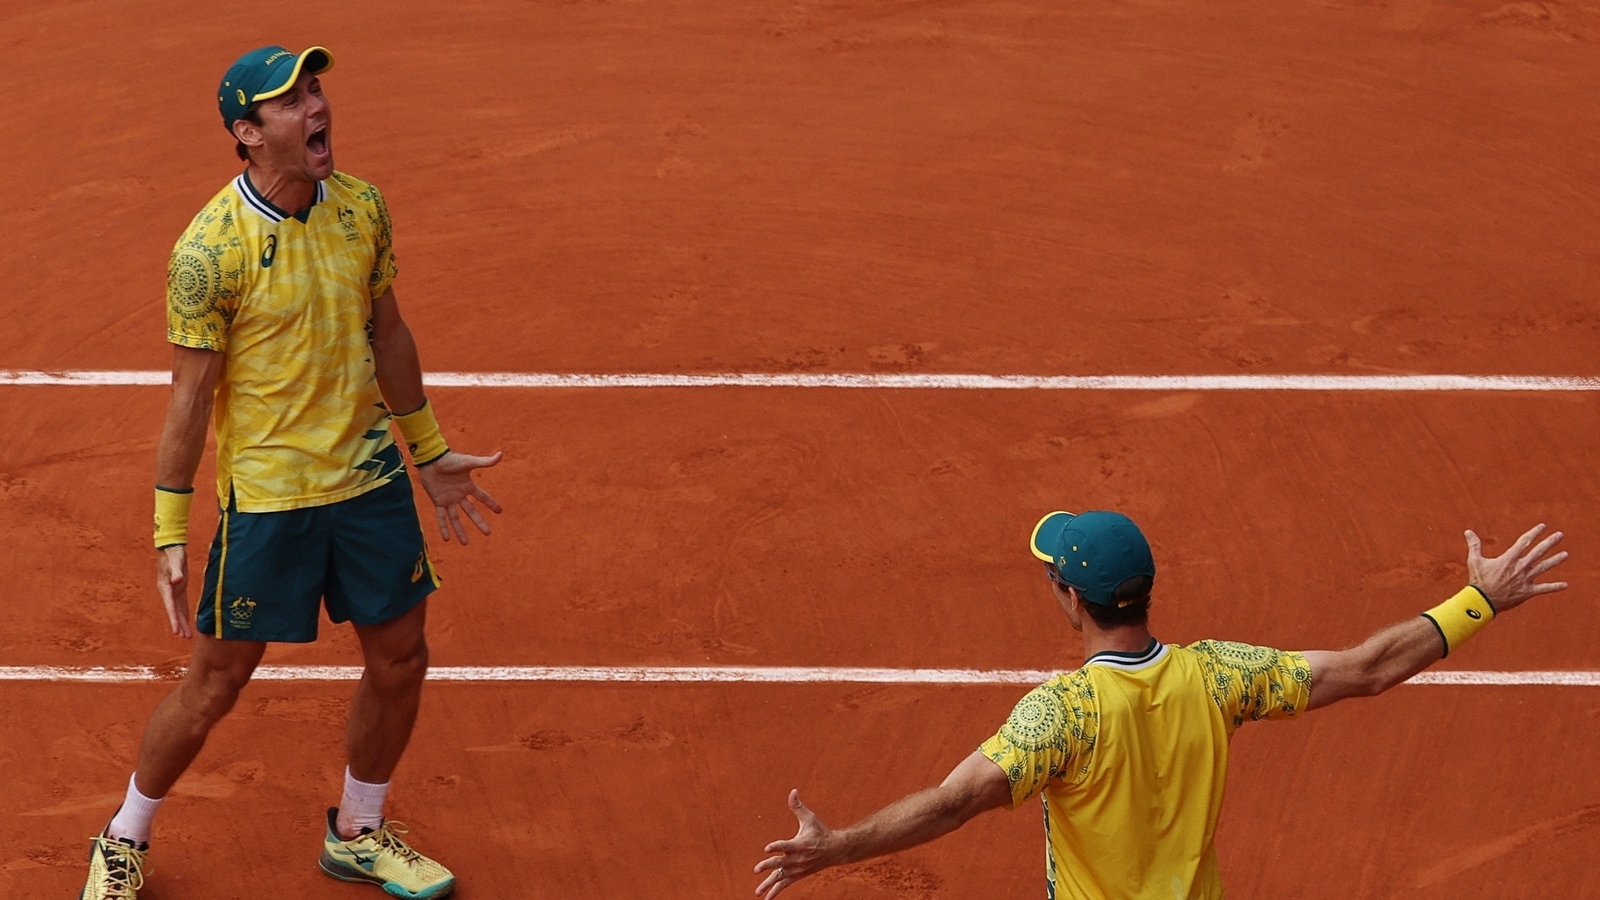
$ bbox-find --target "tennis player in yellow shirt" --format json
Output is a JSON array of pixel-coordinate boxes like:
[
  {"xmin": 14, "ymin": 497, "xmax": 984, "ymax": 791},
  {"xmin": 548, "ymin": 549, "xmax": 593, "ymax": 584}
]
[
  {"xmin": 80, "ymin": 45, "xmax": 499, "ymax": 900},
  {"xmin": 755, "ymin": 512, "xmax": 1568, "ymax": 899}
]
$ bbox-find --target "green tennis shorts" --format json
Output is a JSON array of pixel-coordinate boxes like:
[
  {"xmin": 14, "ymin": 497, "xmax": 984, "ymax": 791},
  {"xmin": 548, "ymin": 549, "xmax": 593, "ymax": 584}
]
[{"xmin": 196, "ymin": 474, "xmax": 440, "ymax": 642}]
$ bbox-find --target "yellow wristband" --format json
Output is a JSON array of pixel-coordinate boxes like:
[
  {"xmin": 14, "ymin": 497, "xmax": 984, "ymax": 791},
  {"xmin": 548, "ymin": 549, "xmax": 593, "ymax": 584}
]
[
  {"xmin": 394, "ymin": 398, "xmax": 450, "ymax": 466},
  {"xmin": 154, "ymin": 486, "xmax": 194, "ymax": 549},
  {"xmin": 1421, "ymin": 586, "xmax": 1497, "ymax": 658}
]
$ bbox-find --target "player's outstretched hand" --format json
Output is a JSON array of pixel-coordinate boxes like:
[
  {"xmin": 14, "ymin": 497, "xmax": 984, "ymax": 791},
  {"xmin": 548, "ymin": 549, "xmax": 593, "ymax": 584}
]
[
  {"xmin": 418, "ymin": 450, "xmax": 504, "ymax": 544},
  {"xmin": 755, "ymin": 790, "xmax": 841, "ymax": 900},
  {"xmin": 1465, "ymin": 523, "xmax": 1569, "ymax": 613},
  {"xmin": 156, "ymin": 545, "xmax": 193, "ymax": 638}
]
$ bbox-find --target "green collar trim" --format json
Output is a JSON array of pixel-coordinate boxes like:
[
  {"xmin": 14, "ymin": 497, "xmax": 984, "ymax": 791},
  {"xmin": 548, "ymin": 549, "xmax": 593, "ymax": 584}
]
[{"xmin": 1085, "ymin": 639, "xmax": 1167, "ymax": 671}]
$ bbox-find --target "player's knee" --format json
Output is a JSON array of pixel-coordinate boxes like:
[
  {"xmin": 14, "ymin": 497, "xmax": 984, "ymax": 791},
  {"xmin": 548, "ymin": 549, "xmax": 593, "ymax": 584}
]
[
  {"xmin": 185, "ymin": 666, "xmax": 253, "ymax": 721},
  {"xmin": 366, "ymin": 639, "xmax": 429, "ymax": 694}
]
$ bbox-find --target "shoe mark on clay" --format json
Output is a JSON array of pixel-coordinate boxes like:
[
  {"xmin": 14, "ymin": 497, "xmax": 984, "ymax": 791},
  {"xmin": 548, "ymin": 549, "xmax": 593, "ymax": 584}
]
[
  {"xmin": 1380, "ymin": 0, "xmax": 1434, "ymax": 32},
  {"xmin": 75, "ymin": 580, "xmax": 141, "ymax": 626},
  {"xmin": 470, "ymin": 715, "xmax": 676, "ymax": 753},
  {"xmin": 836, "ymin": 685, "xmax": 926, "ymax": 713},
  {"xmin": 1199, "ymin": 328, "xmax": 1272, "ymax": 369},
  {"xmin": 1412, "ymin": 803, "xmax": 1600, "ymax": 888},
  {"xmin": 622, "ymin": 287, "xmax": 701, "ymax": 349},
  {"xmin": 1351, "ymin": 309, "xmax": 1413, "ymax": 336},
  {"xmin": 656, "ymin": 115, "xmax": 707, "ymax": 178},
  {"xmin": 0, "ymin": 473, "xmax": 29, "ymax": 499},
  {"xmin": 1478, "ymin": 2, "xmax": 1590, "ymax": 42},
  {"xmin": 51, "ymin": 633, "xmax": 106, "ymax": 653},
  {"xmin": 170, "ymin": 761, "xmax": 265, "ymax": 799},
  {"xmin": 1193, "ymin": 285, "xmax": 1280, "ymax": 368},
  {"xmin": 928, "ymin": 452, "xmax": 981, "ymax": 479},
  {"xmin": 1365, "ymin": 550, "xmax": 1459, "ymax": 591},
  {"xmin": 758, "ymin": 346, "xmax": 846, "ymax": 372},
  {"xmin": 18, "ymin": 793, "xmax": 126, "ymax": 817},
  {"xmin": 463, "ymin": 125, "xmax": 608, "ymax": 164},
  {"xmin": 1492, "ymin": 306, "xmax": 1599, "ymax": 339},
  {"xmin": 1124, "ymin": 393, "xmax": 1202, "ymax": 421},
  {"xmin": 763, "ymin": 0, "xmax": 960, "ymax": 49},
  {"xmin": 1222, "ymin": 113, "xmax": 1287, "ymax": 173},
  {"xmin": 650, "ymin": 613, "xmax": 759, "ymax": 659},
  {"xmin": 249, "ymin": 695, "xmax": 348, "ymax": 725},
  {"xmin": 44, "ymin": 723, "xmax": 137, "ymax": 770},
  {"xmin": 866, "ymin": 342, "xmax": 937, "ymax": 372},
  {"xmin": 813, "ymin": 859, "xmax": 941, "ymax": 900},
  {"xmin": 1, "ymin": 846, "xmax": 73, "ymax": 871}
]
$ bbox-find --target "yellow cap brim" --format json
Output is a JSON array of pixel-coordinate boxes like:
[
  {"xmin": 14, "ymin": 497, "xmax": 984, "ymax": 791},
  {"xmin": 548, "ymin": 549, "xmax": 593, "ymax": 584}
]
[
  {"xmin": 1030, "ymin": 511, "xmax": 1077, "ymax": 562},
  {"xmin": 251, "ymin": 45, "xmax": 334, "ymax": 103}
]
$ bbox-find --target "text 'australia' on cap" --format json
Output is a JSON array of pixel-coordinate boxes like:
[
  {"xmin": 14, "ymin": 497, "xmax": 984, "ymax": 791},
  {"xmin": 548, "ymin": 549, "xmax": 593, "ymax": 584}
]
[{"xmin": 1030, "ymin": 510, "xmax": 1156, "ymax": 607}]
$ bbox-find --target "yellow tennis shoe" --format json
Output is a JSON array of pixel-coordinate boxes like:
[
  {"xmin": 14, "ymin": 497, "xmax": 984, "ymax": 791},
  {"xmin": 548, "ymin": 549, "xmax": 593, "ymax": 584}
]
[
  {"xmin": 318, "ymin": 808, "xmax": 456, "ymax": 899},
  {"xmin": 79, "ymin": 834, "xmax": 148, "ymax": 900}
]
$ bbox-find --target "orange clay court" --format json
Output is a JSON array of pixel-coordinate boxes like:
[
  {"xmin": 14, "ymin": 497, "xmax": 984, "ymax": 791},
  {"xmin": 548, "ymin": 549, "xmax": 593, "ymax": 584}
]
[{"xmin": 2, "ymin": 0, "xmax": 1598, "ymax": 897}]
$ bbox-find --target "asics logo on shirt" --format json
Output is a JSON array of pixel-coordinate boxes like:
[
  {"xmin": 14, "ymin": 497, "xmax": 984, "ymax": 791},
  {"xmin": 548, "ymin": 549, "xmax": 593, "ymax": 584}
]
[{"xmin": 261, "ymin": 234, "xmax": 278, "ymax": 268}]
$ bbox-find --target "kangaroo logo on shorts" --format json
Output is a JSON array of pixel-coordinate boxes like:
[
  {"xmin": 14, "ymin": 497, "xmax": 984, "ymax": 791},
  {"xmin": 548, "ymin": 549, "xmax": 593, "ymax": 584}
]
[
  {"xmin": 411, "ymin": 552, "xmax": 427, "ymax": 584},
  {"xmin": 229, "ymin": 596, "xmax": 258, "ymax": 630}
]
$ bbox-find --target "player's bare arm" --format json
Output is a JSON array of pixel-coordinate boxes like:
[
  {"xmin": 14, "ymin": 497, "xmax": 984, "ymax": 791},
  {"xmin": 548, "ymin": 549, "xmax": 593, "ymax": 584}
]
[
  {"xmin": 369, "ymin": 286, "xmax": 504, "ymax": 543},
  {"xmin": 754, "ymin": 750, "xmax": 1010, "ymax": 900},
  {"xmin": 152, "ymin": 345, "xmax": 224, "ymax": 638},
  {"xmin": 1303, "ymin": 523, "xmax": 1568, "ymax": 710}
]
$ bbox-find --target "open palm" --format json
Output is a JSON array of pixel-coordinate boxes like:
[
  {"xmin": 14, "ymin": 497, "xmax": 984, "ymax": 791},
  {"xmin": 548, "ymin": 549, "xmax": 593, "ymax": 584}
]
[{"xmin": 417, "ymin": 450, "xmax": 504, "ymax": 543}]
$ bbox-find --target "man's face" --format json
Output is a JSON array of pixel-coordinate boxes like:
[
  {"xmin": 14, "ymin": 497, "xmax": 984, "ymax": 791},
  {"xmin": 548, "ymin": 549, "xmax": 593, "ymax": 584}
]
[{"xmin": 236, "ymin": 72, "xmax": 333, "ymax": 181}]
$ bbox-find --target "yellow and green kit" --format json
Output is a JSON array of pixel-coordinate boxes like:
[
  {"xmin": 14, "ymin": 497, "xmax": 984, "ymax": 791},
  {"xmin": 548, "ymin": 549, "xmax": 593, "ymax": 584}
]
[
  {"xmin": 167, "ymin": 169, "xmax": 436, "ymax": 641},
  {"xmin": 981, "ymin": 639, "xmax": 1311, "ymax": 900}
]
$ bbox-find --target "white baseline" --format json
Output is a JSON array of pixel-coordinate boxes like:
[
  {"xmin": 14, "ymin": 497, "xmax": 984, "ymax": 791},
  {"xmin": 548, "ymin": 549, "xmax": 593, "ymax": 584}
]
[
  {"xmin": 0, "ymin": 665, "xmax": 1595, "ymax": 686},
  {"xmin": 4, "ymin": 370, "xmax": 1600, "ymax": 391}
]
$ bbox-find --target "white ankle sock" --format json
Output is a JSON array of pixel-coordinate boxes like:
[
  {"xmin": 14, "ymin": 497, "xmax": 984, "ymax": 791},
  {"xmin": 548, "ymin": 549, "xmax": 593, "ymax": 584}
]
[
  {"xmin": 107, "ymin": 774, "xmax": 163, "ymax": 845},
  {"xmin": 337, "ymin": 768, "xmax": 390, "ymax": 836}
]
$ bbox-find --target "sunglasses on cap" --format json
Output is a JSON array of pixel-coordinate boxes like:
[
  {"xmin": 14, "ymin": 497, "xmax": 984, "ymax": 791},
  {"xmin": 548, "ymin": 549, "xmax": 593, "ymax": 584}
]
[{"xmin": 1044, "ymin": 562, "xmax": 1077, "ymax": 591}]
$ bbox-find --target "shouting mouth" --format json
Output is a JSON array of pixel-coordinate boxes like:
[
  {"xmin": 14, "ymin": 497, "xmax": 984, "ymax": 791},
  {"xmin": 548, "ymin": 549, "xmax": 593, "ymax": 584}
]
[{"xmin": 307, "ymin": 126, "xmax": 330, "ymax": 159}]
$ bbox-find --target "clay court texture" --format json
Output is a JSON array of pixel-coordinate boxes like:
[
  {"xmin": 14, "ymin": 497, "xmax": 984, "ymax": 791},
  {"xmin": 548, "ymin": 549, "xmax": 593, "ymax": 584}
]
[{"xmin": 3, "ymin": 0, "xmax": 1598, "ymax": 896}]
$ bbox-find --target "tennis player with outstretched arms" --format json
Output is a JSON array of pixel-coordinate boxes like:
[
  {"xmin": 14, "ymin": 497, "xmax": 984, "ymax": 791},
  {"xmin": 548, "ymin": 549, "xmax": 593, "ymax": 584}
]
[
  {"xmin": 79, "ymin": 45, "xmax": 500, "ymax": 900},
  {"xmin": 754, "ymin": 513, "xmax": 1568, "ymax": 899}
]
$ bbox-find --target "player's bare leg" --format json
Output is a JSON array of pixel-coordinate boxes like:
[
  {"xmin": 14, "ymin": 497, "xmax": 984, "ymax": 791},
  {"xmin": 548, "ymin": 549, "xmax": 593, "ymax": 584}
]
[
  {"xmin": 129, "ymin": 635, "xmax": 268, "ymax": 811},
  {"xmin": 344, "ymin": 598, "xmax": 430, "ymax": 805},
  {"xmin": 320, "ymin": 599, "xmax": 454, "ymax": 897},
  {"xmin": 80, "ymin": 635, "xmax": 265, "ymax": 900}
]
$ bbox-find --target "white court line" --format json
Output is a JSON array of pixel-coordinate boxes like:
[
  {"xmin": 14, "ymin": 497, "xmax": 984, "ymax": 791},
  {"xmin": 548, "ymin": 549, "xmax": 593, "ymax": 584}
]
[
  {"xmin": 4, "ymin": 370, "xmax": 1600, "ymax": 391},
  {"xmin": 0, "ymin": 665, "xmax": 1595, "ymax": 685}
]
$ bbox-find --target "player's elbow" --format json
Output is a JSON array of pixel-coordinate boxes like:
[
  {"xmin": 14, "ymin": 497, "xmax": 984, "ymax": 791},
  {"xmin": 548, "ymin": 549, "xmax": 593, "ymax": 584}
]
[
  {"xmin": 1308, "ymin": 651, "xmax": 1391, "ymax": 709},
  {"xmin": 1366, "ymin": 660, "xmax": 1418, "ymax": 697},
  {"xmin": 1353, "ymin": 671, "xmax": 1390, "ymax": 698},
  {"xmin": 1343, "ymin": 648, "xmax": 1406, "ymax": 697}
]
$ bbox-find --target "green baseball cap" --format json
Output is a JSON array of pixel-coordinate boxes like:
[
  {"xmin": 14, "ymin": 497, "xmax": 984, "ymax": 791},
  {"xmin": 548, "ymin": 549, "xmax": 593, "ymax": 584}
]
[
  {"xmin": 218, "ymin": 45, "xmax": 334, "ymax": 131},
  {"xmin": 1030, "ymin": 510, "xmax": 1156, "ymax": 607}
]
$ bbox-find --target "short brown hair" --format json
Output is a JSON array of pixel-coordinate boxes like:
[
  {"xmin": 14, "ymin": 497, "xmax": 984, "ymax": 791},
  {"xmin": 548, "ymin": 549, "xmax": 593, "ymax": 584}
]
[{"xmin": 1079, "ymin": 575, "xmax": 1152, "ymax": 627}]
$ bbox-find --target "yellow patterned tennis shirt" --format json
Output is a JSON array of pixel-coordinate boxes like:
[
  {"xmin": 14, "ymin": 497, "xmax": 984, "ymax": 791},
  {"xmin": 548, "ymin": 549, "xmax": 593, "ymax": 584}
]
[
  {"xmin": 166, "ymin": 170, "xmax": 402, "ymax": 512},
  {"xmin": 980, "ymin": 640, "xmax": 1311, "ymax": 900}
]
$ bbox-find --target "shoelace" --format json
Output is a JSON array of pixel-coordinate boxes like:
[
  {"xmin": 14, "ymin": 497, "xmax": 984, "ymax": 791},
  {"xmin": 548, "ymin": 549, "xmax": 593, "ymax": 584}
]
[
  {"xmin": 97, "ymin": 839, "xmax": 148, "ymax": 897},
  {"xmin": 369, "ymin": 822, "xmax": 425, "ymax": 867}
]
